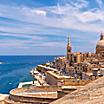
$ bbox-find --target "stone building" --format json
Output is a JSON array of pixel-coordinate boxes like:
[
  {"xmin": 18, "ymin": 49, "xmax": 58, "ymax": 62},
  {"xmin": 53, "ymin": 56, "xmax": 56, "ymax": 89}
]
[
  {"xmin": 66, "ymin": 36, "xmax": 72, "ymax": 60},
  {"xmin": 51, "ymin": 33, "xmax": 104, "ymax": 81},
  {"xmin": 96, "ymin": 33, "xmax": 104, "ymax": 54}
]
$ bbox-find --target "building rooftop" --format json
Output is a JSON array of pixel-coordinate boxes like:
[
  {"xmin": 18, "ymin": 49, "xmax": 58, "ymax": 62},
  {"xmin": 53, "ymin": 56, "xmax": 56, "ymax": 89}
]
[
  {"xmin": 38, "ymin": 65, "xmax": 58, "ymax": 72},
  {"xmin": 51, "ymin": 76, "xmax": 104, "ymax": 104},
  {"xmin": 5, "ymin": 86, "xmax": 62, "ymax": 104},
  {"xmin": 46, "ymin": 71, "xmax": 71, "ymax": 79}
]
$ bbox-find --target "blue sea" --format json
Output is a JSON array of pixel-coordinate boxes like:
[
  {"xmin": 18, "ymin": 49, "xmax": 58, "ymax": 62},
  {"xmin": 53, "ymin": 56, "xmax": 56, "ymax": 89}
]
[{"xmin": 0, "ymin": 56, "xmax": 59, "ymax": 94}]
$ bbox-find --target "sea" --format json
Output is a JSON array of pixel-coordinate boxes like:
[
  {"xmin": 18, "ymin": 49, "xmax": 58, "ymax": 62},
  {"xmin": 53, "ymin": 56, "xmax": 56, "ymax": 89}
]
[{"xmin": 0, "ymin": 55, "xmax": 60, "ymax": 94}]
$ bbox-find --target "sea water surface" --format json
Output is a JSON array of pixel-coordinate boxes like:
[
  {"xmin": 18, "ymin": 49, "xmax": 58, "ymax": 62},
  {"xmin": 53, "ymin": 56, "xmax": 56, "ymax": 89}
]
[{"xmin": 0, "ymin": 56, "xmax": 58, "ymax": 94}]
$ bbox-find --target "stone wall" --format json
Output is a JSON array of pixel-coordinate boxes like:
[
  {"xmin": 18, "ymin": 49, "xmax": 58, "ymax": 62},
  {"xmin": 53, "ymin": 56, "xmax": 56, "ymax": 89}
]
[{"xmin": 5, "ymin": 86, "xmax": 62, "ymax": 104}]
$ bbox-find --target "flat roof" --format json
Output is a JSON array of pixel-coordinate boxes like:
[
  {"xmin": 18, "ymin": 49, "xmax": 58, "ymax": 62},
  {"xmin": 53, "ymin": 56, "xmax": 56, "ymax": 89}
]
[
  {"xmin": 18, "ymin": 81, "xmax": 40, "ymax": 88},
  {"xmin": 38, "ymin": 65, "xmax": 58, "ymax": 72},
  {"xmin": 10, "ymin": 86, "xmax": 62, "ymax": 99},
  {"xmin": 62, "ymin": 86, "xmax": 84, "ymax": 90},
  {"xmin": 92, "ymin": 68, "xmax": 99, "ymax": 71},
  {"xmin": 46, "ymin": 71, "xmax": 71, "ymax": 79},
  {"xmin": 85, "ymin": 72, "xmax": 92, "ymax": 76},
  {"xmin": 16, "ymin": 91, "xmax": 58, "ymax": 99}
]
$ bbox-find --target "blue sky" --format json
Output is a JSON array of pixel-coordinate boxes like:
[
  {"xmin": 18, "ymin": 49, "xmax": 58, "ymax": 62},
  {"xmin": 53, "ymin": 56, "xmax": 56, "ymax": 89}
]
[{"xmin": 0, "ymin": 0, "xmax": 104, "ymax": 55}]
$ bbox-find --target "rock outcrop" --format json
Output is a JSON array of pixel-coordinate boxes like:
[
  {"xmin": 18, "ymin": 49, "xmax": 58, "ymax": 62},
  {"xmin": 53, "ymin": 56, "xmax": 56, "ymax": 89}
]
[{"xmin": 0, "ymin": 94, "xmax": 8, "ymax": 104}]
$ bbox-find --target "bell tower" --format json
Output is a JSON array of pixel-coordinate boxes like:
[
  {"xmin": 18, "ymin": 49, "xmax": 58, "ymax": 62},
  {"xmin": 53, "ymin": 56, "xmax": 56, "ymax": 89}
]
[{"xmin": 67, "ymin": 35, "xmax": 72, "ymax": 60}]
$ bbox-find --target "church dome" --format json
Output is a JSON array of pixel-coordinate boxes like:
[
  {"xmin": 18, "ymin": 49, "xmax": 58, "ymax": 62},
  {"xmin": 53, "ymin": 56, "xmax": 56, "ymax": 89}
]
[
  {"xmin": 97, "ymin": 40, "xmax": 104, "ymax": 47},
  {"xmin": 96, "ymin": 33, "xmax": 104, "ymax": 54}
]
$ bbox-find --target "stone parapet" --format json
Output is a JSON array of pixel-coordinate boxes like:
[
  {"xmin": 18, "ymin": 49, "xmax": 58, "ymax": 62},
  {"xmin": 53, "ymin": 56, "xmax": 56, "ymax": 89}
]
[{"xmin": 5, "ymin": 86, "xmax": 62, "ymax": 104}]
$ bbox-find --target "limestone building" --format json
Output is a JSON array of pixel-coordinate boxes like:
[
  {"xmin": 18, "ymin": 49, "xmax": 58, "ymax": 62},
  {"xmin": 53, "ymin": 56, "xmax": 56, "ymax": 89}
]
[
  {"xmin": 66, "ymin": 36, "xmax": 84, "ymax": 65},
  {"xmin": 52, "ymin": 33, "xmax": 104, "ymax": 81},
  {"xmin": 96, "ymin": 33, "xmax": 104, "ymax": 54}
]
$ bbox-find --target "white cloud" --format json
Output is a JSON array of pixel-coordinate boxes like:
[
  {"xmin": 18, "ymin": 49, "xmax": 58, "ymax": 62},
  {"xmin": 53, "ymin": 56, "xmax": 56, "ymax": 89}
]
[
  {"xmin": 17, "ymin": 4, "xmax": 104, "ymax": 33},
  {"xmin": 37, "ymin": 42, "xmax": 65, "ymax": 47},
  {"xmin": 0, "ymin": 1, "xmax": 104, "ymax": 54},
  {"xmin": 70, "ymin": 0, "xmax": 89, "ymax": 8},
  {"xmin": 77, "ymin": 9, "xmax": 104, "ymax": 22},
  {"xmin": 0, "ymin": 2, "xmax": 104, "ymax": 34},
  {"xmin": 58, "ymin": 0, "xmax": 89, "ymax": 8},
  {"xmin": 33, "ymin": 10, "xmax": 47, "ymax": 16}
]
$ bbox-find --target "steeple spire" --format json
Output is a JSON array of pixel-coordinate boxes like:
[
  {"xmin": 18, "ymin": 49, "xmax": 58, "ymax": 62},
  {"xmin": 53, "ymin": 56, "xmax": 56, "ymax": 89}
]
[
  {"xmin": 100, "ymin": 32, "xmax": 104, "ymax": 40},
  {"xmin": 67, "ymin": 35, "xmax": 71, "ymax": 45},
  {"xmin": 66, "ymin": 34, "xmax": 72, "ymax": 60}
]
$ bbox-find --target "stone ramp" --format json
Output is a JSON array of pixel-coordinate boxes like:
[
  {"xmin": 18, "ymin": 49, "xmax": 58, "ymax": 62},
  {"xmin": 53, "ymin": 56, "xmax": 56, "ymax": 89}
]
[{"xmin": 51, "ymin": 76, "xmax": 104, "ymax": 104}]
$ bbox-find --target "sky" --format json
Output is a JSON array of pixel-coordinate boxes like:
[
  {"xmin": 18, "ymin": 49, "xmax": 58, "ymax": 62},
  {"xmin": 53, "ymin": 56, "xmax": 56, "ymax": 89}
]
[{"xmin": 0, "ymin": 0, "xmax": 104, "ymax": 55}]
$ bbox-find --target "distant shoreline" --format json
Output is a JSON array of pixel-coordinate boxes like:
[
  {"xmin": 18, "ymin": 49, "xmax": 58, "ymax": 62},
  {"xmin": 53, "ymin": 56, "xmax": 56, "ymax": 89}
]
[{"xmin": 0, "ymin": 55, "xmax": 65, "ymax": 56}]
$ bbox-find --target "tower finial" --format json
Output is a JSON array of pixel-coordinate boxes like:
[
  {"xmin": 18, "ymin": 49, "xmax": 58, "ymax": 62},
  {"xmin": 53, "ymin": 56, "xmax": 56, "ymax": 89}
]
[
  {"xmin": 68, "ymin": 35, "xmax": 70, "ymax": 45},
  {"xmin": 67, "ymin": 34, "xmax": 72, "ymax": 59},
  {"xmin": 100, "ymin": 32, "xmax": 104, "ymax": 40}
]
